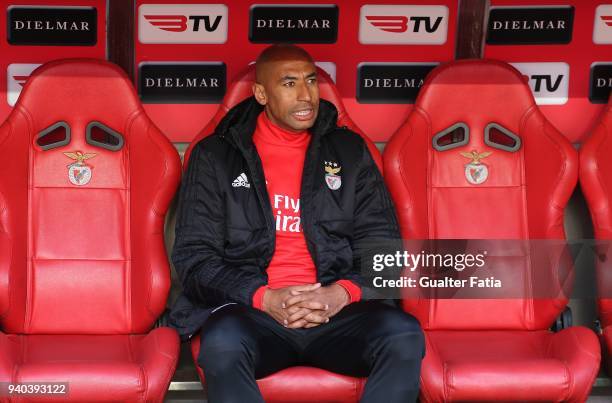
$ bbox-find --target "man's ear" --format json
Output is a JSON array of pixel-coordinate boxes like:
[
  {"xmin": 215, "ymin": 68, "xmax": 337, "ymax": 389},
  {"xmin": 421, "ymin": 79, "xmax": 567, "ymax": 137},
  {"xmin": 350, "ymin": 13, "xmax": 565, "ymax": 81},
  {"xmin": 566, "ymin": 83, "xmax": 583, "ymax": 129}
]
[{"xmin": 252, "ymin": 83, "xmax": 267, "ymax": 106}]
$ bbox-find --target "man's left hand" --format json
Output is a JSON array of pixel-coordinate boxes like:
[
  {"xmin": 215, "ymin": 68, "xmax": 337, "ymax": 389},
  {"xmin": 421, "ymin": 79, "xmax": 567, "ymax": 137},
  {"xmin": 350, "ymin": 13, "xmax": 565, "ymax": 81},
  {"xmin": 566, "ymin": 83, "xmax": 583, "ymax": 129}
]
[{"xmin": 283, "ymin": 284, "xmax": 349, "ymax": 329}]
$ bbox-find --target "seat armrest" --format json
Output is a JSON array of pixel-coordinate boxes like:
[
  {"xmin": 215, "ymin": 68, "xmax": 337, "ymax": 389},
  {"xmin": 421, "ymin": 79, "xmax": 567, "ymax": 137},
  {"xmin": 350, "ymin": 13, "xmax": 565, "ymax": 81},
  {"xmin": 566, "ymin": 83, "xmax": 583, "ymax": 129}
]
[
  {"xmin": 546, "ymin": 327, "xmax": 600, "ymax": 402},
  {"xmin": 0, "ymin": 332, "xmax": 19, "ymax": 383},
  {"xmin": 132, "ymin": 327, "xmax": 180, "ymax": 403},
  {"xmin": 0, "ymin": 232, "xmax": 11, "ymax": 318}
]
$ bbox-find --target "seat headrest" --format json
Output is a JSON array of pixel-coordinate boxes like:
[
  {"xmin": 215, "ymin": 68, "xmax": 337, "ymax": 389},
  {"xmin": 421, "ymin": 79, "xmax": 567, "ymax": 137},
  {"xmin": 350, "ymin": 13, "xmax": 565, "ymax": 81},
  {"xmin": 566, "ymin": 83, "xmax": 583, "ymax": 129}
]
[
  {"xmin": 14, "ymin": 58, "xmax": 142, "ymax": 130},
  {"xmin": 416, "ymin": 59, "xmax": 535, "ymax": 132}
]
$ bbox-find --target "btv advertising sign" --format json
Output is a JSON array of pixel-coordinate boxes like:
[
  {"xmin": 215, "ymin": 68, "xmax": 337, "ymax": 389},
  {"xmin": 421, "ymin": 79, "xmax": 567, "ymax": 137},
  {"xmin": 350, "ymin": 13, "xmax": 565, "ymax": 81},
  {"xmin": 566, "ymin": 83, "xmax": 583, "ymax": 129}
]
[
  {"xmin": 486, "ymin": 6, "xmax": 574, "ymax": 45},
  {"xmin": 138, "ymin": 4, "xmax": 228, "ymax": 44},
  {"xmin": 593, "ymin": 5, "xmax": 612, "ymax": 44},
  {"xmin": 249, "ymin": 5, "xmax": 339, "ymax": 43},
  {"xmin": 359, "ymin": 5, "xmax": 449, "ymax": 45},
  {"xmin": 510, "ymin": 63, "xmax": 569, "ymax": 105},
  {"xmin": 6, "ymin": 64, "xmax": 41, "ymax": 107},
  {"xmin": 7, "ymin": 6, "xmax": 97, "ymax": 46}
]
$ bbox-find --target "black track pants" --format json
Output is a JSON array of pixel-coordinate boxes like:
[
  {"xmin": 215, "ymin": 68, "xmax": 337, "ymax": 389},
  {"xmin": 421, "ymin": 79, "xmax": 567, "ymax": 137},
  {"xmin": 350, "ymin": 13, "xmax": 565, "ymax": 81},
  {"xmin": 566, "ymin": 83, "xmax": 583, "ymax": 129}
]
[{"xmin": 198, "ymin": 300, "xmax": 425, "ymax": 403}]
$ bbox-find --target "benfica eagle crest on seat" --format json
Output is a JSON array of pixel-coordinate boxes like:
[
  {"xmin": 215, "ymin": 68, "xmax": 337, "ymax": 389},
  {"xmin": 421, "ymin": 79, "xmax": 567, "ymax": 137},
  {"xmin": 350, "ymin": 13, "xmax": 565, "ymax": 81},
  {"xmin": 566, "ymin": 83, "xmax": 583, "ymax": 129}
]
[
  {"xmin": 64, "ymin": 151, "xmax": 96, "ymax": 186},
  {"xmin": 460, "ymin": 149, "xmax": 491, "ymax": 185}
]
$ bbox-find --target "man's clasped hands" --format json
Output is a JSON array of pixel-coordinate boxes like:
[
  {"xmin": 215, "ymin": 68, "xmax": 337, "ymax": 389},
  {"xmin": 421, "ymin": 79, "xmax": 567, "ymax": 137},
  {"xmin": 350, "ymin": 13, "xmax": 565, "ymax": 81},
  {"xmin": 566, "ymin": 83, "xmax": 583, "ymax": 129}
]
[{"xmin": 261, "ymin": 283, "xmax": 350, "ymax": 328}]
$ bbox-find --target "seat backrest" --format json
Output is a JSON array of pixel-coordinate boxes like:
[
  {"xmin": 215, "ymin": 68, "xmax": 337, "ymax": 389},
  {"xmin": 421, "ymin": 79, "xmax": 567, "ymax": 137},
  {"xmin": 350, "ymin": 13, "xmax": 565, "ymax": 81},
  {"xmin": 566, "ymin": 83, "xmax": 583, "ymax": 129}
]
[
  {"xmin": 0, "ymin": 59, "xmax": 181, "ymax": 335},
  {"xmin": 183, "ymin": 64, "xmax": 382, "ymax": 171},
  {"xmin": 384, "ymin": 59, "xmax": 578, "ymax": 331},
  {"xmin": 580, "ymin": 94, "xmax": 612, "ymax": 329}
]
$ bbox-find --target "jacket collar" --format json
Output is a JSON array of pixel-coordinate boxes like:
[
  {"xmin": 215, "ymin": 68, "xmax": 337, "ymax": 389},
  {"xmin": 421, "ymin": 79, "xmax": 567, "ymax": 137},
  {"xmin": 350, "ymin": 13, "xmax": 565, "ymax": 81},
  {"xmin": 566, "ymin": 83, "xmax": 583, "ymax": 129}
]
[{"xmin": 214, "ymin": 96, "xmax": 339, "ymax": 149}]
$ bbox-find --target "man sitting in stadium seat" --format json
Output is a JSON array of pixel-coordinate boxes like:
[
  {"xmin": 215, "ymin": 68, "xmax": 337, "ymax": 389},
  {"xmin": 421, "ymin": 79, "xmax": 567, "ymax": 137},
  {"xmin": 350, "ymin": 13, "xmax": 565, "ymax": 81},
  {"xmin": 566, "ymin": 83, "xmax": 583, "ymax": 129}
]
[{"xmin": 171, "ymin": 44, "xmax": 424, "ymax": 403}]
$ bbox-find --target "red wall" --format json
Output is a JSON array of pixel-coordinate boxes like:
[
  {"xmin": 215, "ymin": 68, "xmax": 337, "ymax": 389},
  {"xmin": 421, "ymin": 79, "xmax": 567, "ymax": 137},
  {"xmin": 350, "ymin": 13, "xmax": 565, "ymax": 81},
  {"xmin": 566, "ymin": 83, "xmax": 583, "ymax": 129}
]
[
  {"xmin": 135, "ymin": 0, "xmax": 458, "ymax": 142},
  {"xmin": 485, "ymin": 0, "xmax": 610, "ymax": 143},
  {"xmin": 0, "ymin": 0, "xmax": 107, "ymax": 125},
  {"xmin": 1, "ymin": 1, "xmax": 610, "ymax": 144}
]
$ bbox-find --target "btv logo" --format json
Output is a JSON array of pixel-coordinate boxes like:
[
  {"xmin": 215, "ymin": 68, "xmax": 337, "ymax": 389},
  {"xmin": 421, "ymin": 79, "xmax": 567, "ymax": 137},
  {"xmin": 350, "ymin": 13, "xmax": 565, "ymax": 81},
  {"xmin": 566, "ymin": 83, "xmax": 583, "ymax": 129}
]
[
  {"xmin": 7, "ymin": 63, "xmax": 41, "ymax": 107},
  {"xmin": 365, "ymin": 16, "xmax": 443, "ymax": 33},
  {"xmin": 144, "ymin": 15, "xmax": 222, "ymax": 32},
  {"xmin": 359, "ymin": 5, "xmax": 448, "ymax": 44},
  {"xmin": 593, "ymin": 5, "xmax": 612, "ymax": 44},
  {"xmin": 510, "ymin": 63, "xmax": 569, "ymax": 105},
  {"xmin": 138, "ymin": 4, "xmax": 227, "ymax": 44},
  {"xmin": 12, "ymin": 75, "xmax": 28, "ymax": 87},
  {"xmin": 531, "ymin": 75, "xmax": 563, "ymax": 92}
]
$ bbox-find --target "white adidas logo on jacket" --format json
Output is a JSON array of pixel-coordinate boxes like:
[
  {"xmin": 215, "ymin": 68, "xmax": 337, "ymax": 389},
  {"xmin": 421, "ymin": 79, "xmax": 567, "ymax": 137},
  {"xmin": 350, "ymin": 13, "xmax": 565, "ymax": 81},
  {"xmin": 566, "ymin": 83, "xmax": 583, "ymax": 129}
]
[{"xmin": 232, "ymin": 173, "xmax": 250, "ymax": 188}]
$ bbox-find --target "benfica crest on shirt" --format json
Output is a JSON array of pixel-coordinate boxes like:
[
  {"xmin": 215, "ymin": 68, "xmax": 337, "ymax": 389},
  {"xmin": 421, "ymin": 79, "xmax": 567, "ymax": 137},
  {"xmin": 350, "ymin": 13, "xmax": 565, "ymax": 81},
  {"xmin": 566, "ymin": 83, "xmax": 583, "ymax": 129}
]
[
  {"xmin": 324, "ymin": 161, "xmax": 341, "ymax": 190},
  {"xmin": 460, "ymin": 150, "xmax": 492, "ymax": 185},
  {"xmin": 63, "ymin": 151, "xmax": 96, "ymax": 186}
]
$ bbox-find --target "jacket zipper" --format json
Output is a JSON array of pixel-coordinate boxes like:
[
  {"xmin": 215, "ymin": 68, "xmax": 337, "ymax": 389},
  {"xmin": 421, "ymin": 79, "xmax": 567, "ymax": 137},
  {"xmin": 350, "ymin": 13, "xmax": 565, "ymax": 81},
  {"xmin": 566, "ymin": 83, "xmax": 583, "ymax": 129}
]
[{"xmin": 300, "ymin": 133, "xmax": 322, "ymax": 282}]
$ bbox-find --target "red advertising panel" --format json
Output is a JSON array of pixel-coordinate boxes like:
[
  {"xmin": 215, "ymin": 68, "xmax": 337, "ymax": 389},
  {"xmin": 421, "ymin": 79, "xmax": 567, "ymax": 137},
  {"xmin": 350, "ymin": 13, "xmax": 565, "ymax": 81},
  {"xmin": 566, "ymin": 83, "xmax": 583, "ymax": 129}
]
[
  {"xmin": 484, "ymin": 0, "xmax": 611, "ymax": 143},
  {"xmin": 135, "ymin": 0, "xmax": 458, "ymax": 142},
  {"xmin": 0, "ymin": 0, "xmax": 107, "ymax": 125}
]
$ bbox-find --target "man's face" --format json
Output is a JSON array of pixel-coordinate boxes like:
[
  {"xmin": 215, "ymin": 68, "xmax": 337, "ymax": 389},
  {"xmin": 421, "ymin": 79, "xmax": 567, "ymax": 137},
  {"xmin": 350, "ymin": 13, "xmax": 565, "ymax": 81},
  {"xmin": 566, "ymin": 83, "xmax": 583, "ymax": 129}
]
[{"xmin": 253, "ymin": 58, "xmax": 320, "ymax": 133}]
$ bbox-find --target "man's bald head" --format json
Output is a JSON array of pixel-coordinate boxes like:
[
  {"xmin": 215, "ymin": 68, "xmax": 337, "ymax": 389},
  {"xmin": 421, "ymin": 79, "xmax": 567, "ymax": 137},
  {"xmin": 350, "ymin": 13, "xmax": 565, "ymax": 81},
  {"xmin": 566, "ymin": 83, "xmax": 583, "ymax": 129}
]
[{"xmin": 255, "ymin": 44, "xmax": 314, "ymax": 83}]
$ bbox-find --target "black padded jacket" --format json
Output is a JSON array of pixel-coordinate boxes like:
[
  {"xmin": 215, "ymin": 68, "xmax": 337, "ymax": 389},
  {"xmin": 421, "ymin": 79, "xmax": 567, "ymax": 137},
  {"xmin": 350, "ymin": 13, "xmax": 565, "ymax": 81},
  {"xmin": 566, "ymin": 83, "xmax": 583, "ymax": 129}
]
[{"xmin": 169, "ymin": 97, "xmax": 401, "ymax": 338}]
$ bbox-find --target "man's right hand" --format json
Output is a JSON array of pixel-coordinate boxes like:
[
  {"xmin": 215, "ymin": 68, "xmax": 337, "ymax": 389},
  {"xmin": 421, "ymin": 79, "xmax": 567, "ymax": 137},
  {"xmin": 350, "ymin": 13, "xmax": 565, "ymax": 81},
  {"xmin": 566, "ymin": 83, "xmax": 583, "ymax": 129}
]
[{"xmin": 261, "ymin": 283, "xmax": 328, "ymax": 328}]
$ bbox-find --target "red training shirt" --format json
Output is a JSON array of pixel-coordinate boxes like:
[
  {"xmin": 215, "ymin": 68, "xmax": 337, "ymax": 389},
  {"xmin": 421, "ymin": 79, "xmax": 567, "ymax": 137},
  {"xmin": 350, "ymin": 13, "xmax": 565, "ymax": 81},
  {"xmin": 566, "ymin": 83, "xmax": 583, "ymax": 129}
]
[{"xmin": 251, "ymin": 111, "xmax": 361, "ymax": 309}]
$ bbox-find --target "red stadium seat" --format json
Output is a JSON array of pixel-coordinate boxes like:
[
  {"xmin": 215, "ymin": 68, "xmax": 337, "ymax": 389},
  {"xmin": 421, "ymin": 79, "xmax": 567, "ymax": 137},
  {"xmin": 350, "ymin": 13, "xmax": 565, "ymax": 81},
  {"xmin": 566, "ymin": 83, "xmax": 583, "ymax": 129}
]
[
  {"xmin": 579, "ymin": 93, "xmax": 612, "ymax": 376},
  {"xmin": 0, "ymin": 59, "xmax": 181, "ymax": 402},
  {"xmin": 183, "ymin": 63, "xmax": 382, "ymax": 172},
  {"xmin": 384, "ymin": 59, "xmax": 600, "ymax": 402},
  {"xmin": 187, "ymin": 63, "xmax": 375, "ymax": 402}
]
